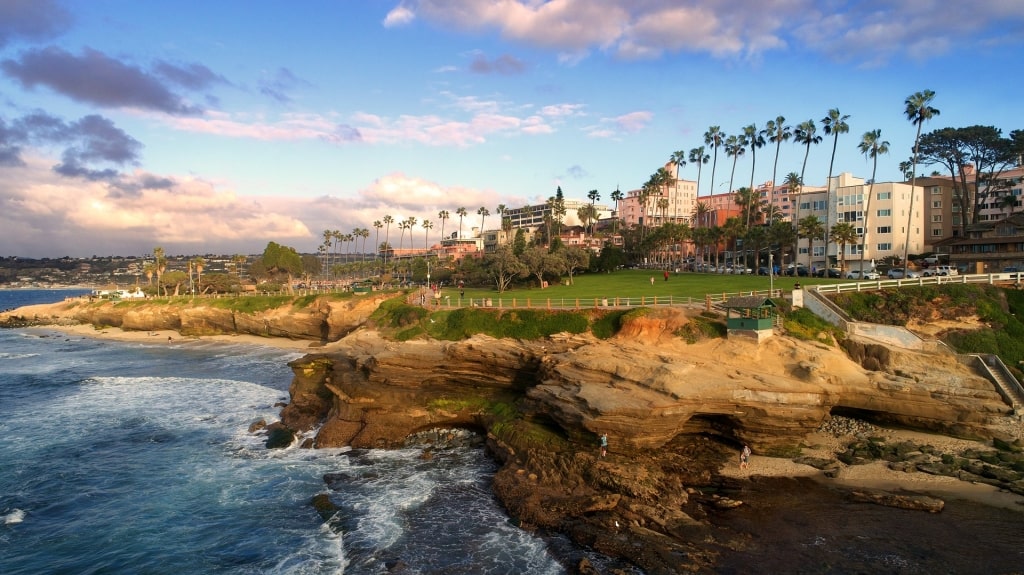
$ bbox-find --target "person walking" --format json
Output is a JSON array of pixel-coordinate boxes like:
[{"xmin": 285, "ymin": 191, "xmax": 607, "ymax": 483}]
[{"xmin": 740, "ymin": 444, "xmax": 751, "ymax": 469}]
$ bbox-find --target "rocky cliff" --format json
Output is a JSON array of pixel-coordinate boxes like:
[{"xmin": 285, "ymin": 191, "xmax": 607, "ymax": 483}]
[{"xmin": 5, "ymin": 297, "xmax": 1016, "ymax": 573}]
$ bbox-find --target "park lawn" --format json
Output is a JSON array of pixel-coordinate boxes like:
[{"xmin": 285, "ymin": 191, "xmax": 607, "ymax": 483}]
[{"xmin": 443, "ymin": 269, "xmax": 844, "ymax": 304}]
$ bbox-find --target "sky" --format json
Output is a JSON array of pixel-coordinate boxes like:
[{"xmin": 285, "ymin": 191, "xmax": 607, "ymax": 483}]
[{"xmin": 1, "ymin": 0, "xmax": 1022, "ymax": 258}]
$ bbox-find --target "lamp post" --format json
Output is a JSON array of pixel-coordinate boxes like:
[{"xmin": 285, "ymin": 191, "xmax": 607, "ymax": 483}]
[{"xmin": 769, "ymin": 253, "xmax": 774, "ymax": 296}]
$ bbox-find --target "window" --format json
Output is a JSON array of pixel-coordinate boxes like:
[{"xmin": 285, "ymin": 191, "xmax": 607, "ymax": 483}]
[
  {"xmin": 931, "ymin": 186, "xmax": 942, "ymax": 194},
  {"xmin": 931, "ymin": 215, "xmax": 943, "ymax": 222},
  {"xmin": 877, "ymin": 243, "xmax": 892, "ymax": 251},
  {"xmin": 877, "ymin": 209, "xmax": 891, "ymax": 217},
  {"xmin": 812, "ymin": 246, "xmax": 824, "ymax": 257},
  {"xmin": 878, "ymin": 192, "xmax": 891, "ymax": 200},
  {"xmin": 812, "ymin": 200, "xmax": 827, "ymax": 211},
  {"xmin": 932, "ymin": 200, "xmax": 942, "ymax": 209},
  {"xmin": 932, "ymin": 228, "xmax": 943, "ymax": 237},
  {"xmin": 877, "ymin": 226, "xmax": 892, "ymax": 234}
]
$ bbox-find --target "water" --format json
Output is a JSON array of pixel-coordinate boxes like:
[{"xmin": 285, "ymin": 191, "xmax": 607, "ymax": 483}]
[
  {"xmin": 0, "ymin": 290, "xmax": 576, "ymax": 574},
  {"xmin": 0, "ymin": 287, "xmax": 92, "ymax": 310}
]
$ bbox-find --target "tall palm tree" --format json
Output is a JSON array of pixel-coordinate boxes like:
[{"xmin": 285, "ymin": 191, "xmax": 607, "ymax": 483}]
[
  {"xmin": 821, "ymin": 108, "xmax": 851, "ymax": 267},
  {"xmin": 743, "ymin": 123, "xmax": 765, "ymax": 227},
  {"xmin": 192, "ymin": 256, "xmax": 205, "ymax": 295},
  {"xmin": 857, "ymin": 129, "xmax": 890, "ymax": 274},
  {"xmin": 372, "ymin": 220, "xmax": 382, "ymax": 269},
  {"xmin": 358, "ymin": 227, "xmax": 370, "ymax": 261},
  {"xmin": 586, "ymin": 189, "xmax": 600, "ymax": 236},
  {"xmin": 704, "ymin": 126, "xmax": 725, "ymax": 196},
  {"xmin": 477, "ymin": 206, "xmax": 490, "ymax": 235},
  {"xmin": 725, "ymin": 134, "xmax": 746, "ymax": 194},
  {"xmin": 422, "ymin": 219, "xmax": 433, "ymax": 251},
  {"xmin": 693, "ymin": 200, "xmax": 710, "ymax": 230},
  {"xmin": 903, "ymin": 89, "xmax": 940, "ymax": 274},
  {"xmin": 764, "ymin": 116, "xmax": 791, "ymax": 191},
  {"xmin": 669, "ymin": 150, "xmax": 687, "ymax": 221},
  {"xmin": 321, "ymin": 229, "xmax": 333, "ymax": 277},
  {"xmin": 610, "ymin": 188, "xmax": 624, "ymax": 234},
  {"xmin": 437, "ymin": 210, "xmax": 450, "ymax": 242},
  {"xmin": 152, "ymin": 246, "xmax": 166, "ymax": 296},
  {"xmin": 793, "ymin": 120, "xmax": 821, "ymax": 234},
  {"xmin": 382, "ymin": 215, "xmax": 394, "ymax": 269},
  {"xmin": 456, "ymin": 207, "xmax": 468, "ymax": 238},
  {"xmin": 689, "ymin": 146, "xmax": 710, "ymax": 198},
  {"xmin": 829, "ymin": 222, "xmax": 859, "ymax": 273}
]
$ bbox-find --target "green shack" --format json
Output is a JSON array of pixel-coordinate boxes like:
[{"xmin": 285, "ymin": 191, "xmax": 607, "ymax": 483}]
[{"xmin": 722, "ymin": 296, "xmax": 778, "ymax": 341}]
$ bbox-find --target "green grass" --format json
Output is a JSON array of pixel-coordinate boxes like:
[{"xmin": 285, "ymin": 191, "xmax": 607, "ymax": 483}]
[{"xmin": 448, "ymin": 269, "xmax": 827, "ymax": 304}]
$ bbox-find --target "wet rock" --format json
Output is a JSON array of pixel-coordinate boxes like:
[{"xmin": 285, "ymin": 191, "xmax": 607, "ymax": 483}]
[
  {"xmin": 310, "ymin": 493, "xmax": 338, "ymax": 521},
  {"xmin": 848, "ymin": 490, "xmax": 945, "ymax": 513},
  {"xmin": 264, "ymin": 422, "xmax": 295, "ymax": 449}
]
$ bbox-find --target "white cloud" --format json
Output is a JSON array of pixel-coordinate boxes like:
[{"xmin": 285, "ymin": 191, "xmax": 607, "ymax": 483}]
[{"xmin": 383, "ymin": 5, "xmax": 416, "ymax": 27}]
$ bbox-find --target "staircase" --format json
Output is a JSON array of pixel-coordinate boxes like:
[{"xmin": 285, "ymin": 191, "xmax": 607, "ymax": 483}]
[{"xmin": 972, "ymin": 354, "xmax": 1024, "ymax": 414}]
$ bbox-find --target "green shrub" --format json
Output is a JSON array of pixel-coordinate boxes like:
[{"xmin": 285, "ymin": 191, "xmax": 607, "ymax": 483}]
[
  {"xmin": 674, "ymin": 315, "xmax": 726, "ymax": 343},
  {"xmin": 591, "ymin": 309, "xmax": 630, "ymax": 339},
  {"xmin": 784, "ymin": 307, "xmax": 840, "ymax": 345}
]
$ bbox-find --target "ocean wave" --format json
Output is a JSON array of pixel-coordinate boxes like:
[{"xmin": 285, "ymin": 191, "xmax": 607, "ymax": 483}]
[
  {"xmin": 0, "ymin": 352, "xmax": 39, "ymax": 360},
  {"xmin": 3, "ymin": 509, "xmax": 25, "ymax": 525}
]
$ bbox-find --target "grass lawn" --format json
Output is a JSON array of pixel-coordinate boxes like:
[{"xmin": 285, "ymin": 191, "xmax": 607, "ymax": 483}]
[{"xmin": 435, "ymin": 269, "xmax": 847, "ymax": 305}]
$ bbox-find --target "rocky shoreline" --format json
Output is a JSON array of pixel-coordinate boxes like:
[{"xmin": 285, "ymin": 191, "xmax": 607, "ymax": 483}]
[{"xmin": 5, "ymin": 297, "xmax": 1024, "ymax": 574}]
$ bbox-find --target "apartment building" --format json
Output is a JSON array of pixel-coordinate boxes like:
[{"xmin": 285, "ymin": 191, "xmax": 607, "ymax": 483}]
[
  {"xmin": 618, "ymin": 161, "xmax": 697, "ymax": 228},
  {"xmin": 502, "ymin": 199, "xmax": 612, "ymax": 231}
]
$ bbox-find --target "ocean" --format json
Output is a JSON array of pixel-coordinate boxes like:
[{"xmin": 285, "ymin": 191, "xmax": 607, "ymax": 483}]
[{"xmin": 0, "ymin": 289, "xmax": 622, "ymax": 575}]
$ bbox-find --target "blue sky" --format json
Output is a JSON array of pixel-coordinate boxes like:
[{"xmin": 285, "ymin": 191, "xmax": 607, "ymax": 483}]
[{"xmin": 1, "ymin": 0, "xmax": 1022, "ymax": 258}]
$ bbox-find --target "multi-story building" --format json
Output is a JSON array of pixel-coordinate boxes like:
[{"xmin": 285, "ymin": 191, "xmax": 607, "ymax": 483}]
[
  {"xmin": 939, "ymin": 213, "xmax": 1024, "ymax": 273},
  {"xmin": 502, "ymin": 199, "xmax": 612, "ymax": 231},
  {"xmin": 618, "ymin": 162, "xmax": 697, "ymax": 228},
  {"xmin": 918, "ymin": 165, "xmax": 1022, "ymax": 252}
]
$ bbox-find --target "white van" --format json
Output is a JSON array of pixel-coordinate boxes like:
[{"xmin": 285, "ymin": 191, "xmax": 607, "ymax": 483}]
[{"xmin": 922, "ymin": 265, "xmax": 958, "ymax": 277}]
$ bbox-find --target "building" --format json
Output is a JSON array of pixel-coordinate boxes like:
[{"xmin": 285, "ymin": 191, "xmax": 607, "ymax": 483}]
[
  {"xmin": 918, "ymin": 165, "xmax": 1023, "ymax": 251},
  {"xmin": 618, "ymin": 161, "xmax": 697, "ymax": 228},
  {"xmin": 937, "ymin": 213, "xmax": 1024, "ymax": 273},
  {"xmin": 502, "ymin": 199, "xmax": 612, "ymax": 231}
]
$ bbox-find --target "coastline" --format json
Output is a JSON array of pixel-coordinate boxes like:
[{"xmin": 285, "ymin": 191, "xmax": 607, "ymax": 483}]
[{"xmin": 27, "ymin": 319, "xmax": 1024, "ymax": 514}]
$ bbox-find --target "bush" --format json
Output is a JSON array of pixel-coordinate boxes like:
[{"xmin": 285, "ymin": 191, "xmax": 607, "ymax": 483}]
[{"xmin": 784, "ymin": 307, "xmax": 841, "ymax": 345}]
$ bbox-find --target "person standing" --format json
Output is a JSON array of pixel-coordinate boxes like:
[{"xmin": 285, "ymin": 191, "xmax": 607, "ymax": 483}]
[
  {"xmin": 599, "ymin": 433, "xmax": 608, "ymax": 457},
  {"xmin": 740, "ymin": 444, "xmax": 751, "ymax": 469},
  {"xmin": 663, "ymin": 270, "xmax": 669, "ymax": 281}
]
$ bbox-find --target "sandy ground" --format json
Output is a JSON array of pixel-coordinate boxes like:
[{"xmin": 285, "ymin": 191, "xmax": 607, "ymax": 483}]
[
  {"xmin": 719, "ymin": 427, "xmax": 1024, "ymax": 511},
  {"xmin": 31, "ymin": 321, "xmax": 1024, "ymax": 513}
]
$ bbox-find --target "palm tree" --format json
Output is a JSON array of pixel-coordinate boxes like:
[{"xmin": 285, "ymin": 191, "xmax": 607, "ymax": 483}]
[
  {"xmin": 477, "ymin": 206, "xmax": 489, "ymax": 235},
  {"xmin": 152, "ymin": 247, "xmax": 166, "ymax": 296},
  {"xmin": 144, "ymin": 262, "xmax": 154, "ymax": 286},
  {"xmin": 456, "ymin": 207, "xmax": 467, "ymax": 238},
  {"xmin": 829, "ymin": 222, "xmax": 859, "ymax": 273},
  {"xmin": 372, "ymin": 220, "xmax": 382, "ymax": 270},
  {"xmin": 822, "ymin": 108, "xmax": 851, "ymax": 267},
  {"xmin": 798, "ymin": 215, "xmax": 825, "ymax": 270},
  {"xmin": 999, "ymin": 193, "xmax": 1019, "ymax": 216},
  {"xmin": 689, "ymin": 146, "xmax": 710, "ymax": 198},
  {"xmin": 768, "ymin": 220, "xmax": 797, "ymax": 274},
  {"xmin": 358, "ymin": 227, "xmax": 370, "ymax": 261},
  {"xmin": 898, "ymin": 160, "xmax": 914, "ymax": 181},
  {"xmin": 764, "ymin": 116, "xmax": 791, "ymax": 193},
  {"xmin": 793, "ymin": 120, "xmax": 821, "ymax": 233},
  {"xmin": 382, "ymin": 215, "xmax": 394, "ymax": 269},
  {"xmin": 437, "ymin": 210, "xmax": 450, "ymax": 242},
  {"xmin": 722, "ymin": 217, "xmax": 745, "ymax": 267},
  {"xmin": 693, "ymin": 200, "xmax": 711, "ymax": 230},
  {"xmin": 231, "ymin": 254, "xmax": 247, "ymax": 279},
  {"xmin": 903, "ymin": 89, "xmax": 940, "ymax": 274},
  {"xmin": 669, "ymin": 150, "xmax": 687, "ymax": 221},
  {"xmin": 725, "ymin": 134, "xmax": 746, "ymax": 194},
  {"xmin": 610, "ymin": 188, "xmax": 624, "ymax": 233},
  {"xmin": 422, "ymin": 219, "xmax": 434, "ymax": 251},
  {"xmin": 704, "ymin": 126, "xmax": 725, "ymax": 196},
  {"xmin": 586, "ymin": 189, "xmax": 600, "ymax": 236},
  {"xmin": 192, "ymin": 256, "xmax": 205, "ymax": 295},
  {"xmin": 857, "ymin": 129, "xmax": 890, "ymax": 274},
  {"xmin": 321, "ymin": 229, "xmax": 333, "ymax": 277},
  {"xmin": 743, "ymin": 123, "xmax": 765, "ymax": 223}
]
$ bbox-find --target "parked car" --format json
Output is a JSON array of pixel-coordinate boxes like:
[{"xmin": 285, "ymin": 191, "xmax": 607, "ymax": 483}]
[
  {"xmin": 757, "ymin": 266, "xmax": 771, "ymax": 276},
  {"xmin": 814, "ymin": 267, "xmax": 842, "ymax": 278},
  {"xmin": 922, "ymin": 265, "xmax": 959, "ymax": 277},
  {"xmin": 783, "ymin": 264, "xmax": 808, "ymax": 277},
  {"xmin": 1003, "ymin": 266, "xmax": 1021, "ymax": 273},
  {"xmin": 846, "ymin": 270, "xmax": 880, "ymax": 280},
  {"xmin": 887, "ymin": 268, "xmax": 920, "ymax": 279}
]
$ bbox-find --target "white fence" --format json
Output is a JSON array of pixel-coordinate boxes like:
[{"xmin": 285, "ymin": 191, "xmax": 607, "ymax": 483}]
[{"xmin": 811, "ymin": 272, "xmax": 1022, "ymax": 295}]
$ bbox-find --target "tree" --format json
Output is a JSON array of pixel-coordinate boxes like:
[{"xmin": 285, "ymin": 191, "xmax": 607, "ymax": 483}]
[
  {"xmin": 903, "ymin": 89, "xmax": 939, "ymax": 275},
  {"xmin": 587, "ymin": 189, "xmax": 601, "ymax": 236},
  {"xmin": 152, "ymin": 246, "xmax": 166, "ymax": 296},
  {"xmin": 829, "ymin": 222, "xmax": 859, "ymax": 273},
  {"xmin": 382, "ymin": 215, "xmax": 394, "ymax": 270},
  {"xmin": 798, "ymin": 215, "xmax": 825, "ymax": 269},
  {"xmin": 321, "ymin": 229, "xmax": 333, "ymax": 277},
  {"xmin": 561, "ymin": 245, "xmax": 590, "ymax": 285},
  {"xmin": 594, "ymin": 242, "xmax": 626, "ymax": 272},
  {"xmin": 857, "ymin": 129, "xmax": 889, "ymax": 274},
  {"xmin": 422, "ymin": 219, "xmax": 434, "ymax": 251},
  {"xmin": 456, "ymin": 207, "xmax": 467, "ymax": 238},
  {"xmin": 722, "ymin": 217, "xmax": 745, "ymax": 267},
  {"xmin": 725, "ymin": 134, "xmax": 745, "ymax": 194},
  {"xmin": 822, "ymin": 108, "xmax": 851, "ymax": 266},
  {"xmin": 704, "ymin": 126, "xmax": 725, "ymax": 196},
  {"xmin": 763, "ymin": 116, "xmax": 791, "ymax": 194},
  {"xmin": 261, "ymin": 241, "xmax": 303, "ymax": 294},
  {"xmin": 191, "ymin": 256, "xmax": 205, "ymax": 295},
  {"xmin": 484, "ymin": 245, "xmax": 526, "ymax": 293},
  {"xmin": 552, "ymin": 187, "xmax": 566, "ymax": 237},
  {"xmin": 512, "ymin": 228, "xmax": 527, "ymax": 256},
  {"xmin": 520, "ymin": 245, "xmax": 563, "ymax": 288},
  {"xmin": 768, "ymin": 220, "xmax": 797, "ymax": 273},
  {"xmin": 688, "ymin": 146, "xmax": 710, "ymax": 198},
  {"xmin": 231, "ymin": 254, "xmax": 247, "ymax": 278},
  {"xmin": 744, "ymin": 123, "xmax": 765, "ymax": 215},
  {"xmin": 437, "ymin": 210, "xmax": 450, "ymax": 242},
  {"xmin": 610, "ymin": 188, "xmax": 625, "ymax": 234},
  {"xmin": 792, "ymin": 120, "xmax": 821, "ymax": 228},
  {"xmin": 477, "ymin": 206, "xmax": 490, "ymax": 235}
]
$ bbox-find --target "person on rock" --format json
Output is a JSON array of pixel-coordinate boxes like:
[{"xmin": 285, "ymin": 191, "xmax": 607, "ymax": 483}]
[
  {"xmin": 599, "ymin": 433, "xmax": 608, "ymax": 457},
  {"xmin": 740, "ymin": 444, "xmax": 751, "ymax": 469}
]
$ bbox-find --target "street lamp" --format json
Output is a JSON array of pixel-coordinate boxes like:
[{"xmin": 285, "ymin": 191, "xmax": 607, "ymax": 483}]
[{"xmin": 769, "ymin": 253, "xmax": 774, "ymax": 296}]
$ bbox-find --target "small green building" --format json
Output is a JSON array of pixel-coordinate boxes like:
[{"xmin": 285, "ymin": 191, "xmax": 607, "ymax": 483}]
[{"xmin": 722, "ymin": 296, "xmax": 778, "ymax": 341}]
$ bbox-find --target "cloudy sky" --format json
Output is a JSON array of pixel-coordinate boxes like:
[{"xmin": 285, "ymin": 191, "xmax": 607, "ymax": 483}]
[{"xmin": 1, "ymin": 0, "xmax": 1021, "ymax": 258}]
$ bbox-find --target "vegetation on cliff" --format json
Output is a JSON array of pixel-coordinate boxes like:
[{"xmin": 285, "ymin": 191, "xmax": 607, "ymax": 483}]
[{"xmin": 829, "ymin": 284, "xmax": 1024, "ymax": 378}]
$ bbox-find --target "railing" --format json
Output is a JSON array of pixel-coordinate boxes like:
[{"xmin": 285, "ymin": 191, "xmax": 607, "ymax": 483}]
[
  {"xmin": 811, "ymin": 272, "xmax": 1023, "ymax": 295},
  {"xmin": 420, "ymin": 289, "xmax": 784, "ymax": 311}
]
